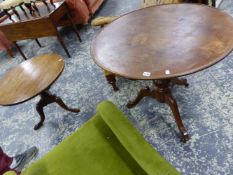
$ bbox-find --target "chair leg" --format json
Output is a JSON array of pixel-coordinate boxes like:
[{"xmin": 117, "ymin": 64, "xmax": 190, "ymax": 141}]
[
  {"xmin": 19, "ymin": 4, "xmax": 29, "ymax": 19},
  {"xmin": 64, "ymin": 3, "xmax": 82, "ymax": 42},
  {"xmin": 51, "ymin": 17, "xmax": 71, "ymax": 58},
  {"xmin": 3, "ymin": 9, "xmax": 14, "ymax": 22},
  {"xmin": 35, "ymin": 39, "xmax": 42, "ymax": 47},
  {"xmin": 32, "ymin": 2, "xmax": 40, "ymax": 16},
  {"xmin": 56, "ymin": 33, "xmax": 71, "ymax": 58},
  {"xmin": 11, "ymin": 7, "xmax": 21, "ymax": 20},
  {"xmin": 14, "ymin": 42, "xmax": 27, "ymax": 60}
]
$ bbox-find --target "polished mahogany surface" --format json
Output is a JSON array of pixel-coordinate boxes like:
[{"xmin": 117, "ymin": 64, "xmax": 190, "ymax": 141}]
[
  {"xmin": 0, "ymin": 54, "xmax": 64, "ymax": 105},
  {"xmin": 92, "ymin": 4, "xmax": 233, "ymax": 80}
]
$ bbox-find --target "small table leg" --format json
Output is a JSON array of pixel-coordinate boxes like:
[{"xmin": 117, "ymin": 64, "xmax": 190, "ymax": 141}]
[
  {"xmin": 34, "ymin": 90, "xmax": 80, "ymax": 130},
  {"xmin": 127, "ymin": 78, "xmax": 190, "ymax": 142}
]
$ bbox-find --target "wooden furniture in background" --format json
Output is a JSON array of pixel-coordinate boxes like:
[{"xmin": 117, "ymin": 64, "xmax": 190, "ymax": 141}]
[
  {"xmin": 0, "ymin": 1, "xmax": 81, "ymax": 60},
  {"xmin": 0, "ymin": 0, "xmax": 105, "ymax": 57},
  {"xmin": 0, "ymin": 53, "xmax": 80, "ymax": 130},
  {"xmin": 0, "ymin": 0, "xmax": 56, "ymax": 21},
  {"xmin": 92, "ymin": 4, "xmax": 233, "ymax": 141}
]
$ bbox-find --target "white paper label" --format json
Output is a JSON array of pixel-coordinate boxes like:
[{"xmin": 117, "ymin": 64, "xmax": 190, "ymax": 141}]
[
  {"xmin": 165, "ymin": 70, "xmax": 171, "ymax": 75},
  {"xmin": 143, "ymin": 72, "xmax": 151, "ymax": 77}
]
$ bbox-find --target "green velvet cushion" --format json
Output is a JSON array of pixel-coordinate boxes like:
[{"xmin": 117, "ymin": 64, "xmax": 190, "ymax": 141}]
[
  {"xmin": 3, "ymin": 171, "xmax": 17, "ymax": 175},
  {"xmin": 22, "ymin": 101, "xmax": 180, "ymax": 175}
]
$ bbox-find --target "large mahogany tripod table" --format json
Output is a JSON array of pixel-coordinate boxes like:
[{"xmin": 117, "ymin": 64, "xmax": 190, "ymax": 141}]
[
  {"xmin": 0, "ymin": 54, "xmax": 80, "ymax": 130},
  {"xmin": 91, "ymin": 4, "xmax": 233, "ymax": 141}
]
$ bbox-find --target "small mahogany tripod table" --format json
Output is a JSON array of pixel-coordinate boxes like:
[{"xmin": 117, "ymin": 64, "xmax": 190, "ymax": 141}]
[
  {"xmin": 0, "ymin": 54, "xmax": 80, "ymax": 130},
  {"xmin": 91, "ymin": 4, "xmax": 233, "ymax": 141}
]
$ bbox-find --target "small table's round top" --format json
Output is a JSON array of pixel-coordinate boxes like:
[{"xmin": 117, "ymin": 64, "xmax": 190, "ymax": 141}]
[
  {"xmin": 0, "ymin": 53, "xmax": 64, "ymax": 106},
  {"xmin": 92, "ymin": 4, "xmax": 233, "ymax": 80}
]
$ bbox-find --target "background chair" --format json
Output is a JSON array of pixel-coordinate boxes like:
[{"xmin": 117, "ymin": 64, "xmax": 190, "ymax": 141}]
[{"xmin": 4, "ymin": 101, "xmax": 180, "ymax": 175}]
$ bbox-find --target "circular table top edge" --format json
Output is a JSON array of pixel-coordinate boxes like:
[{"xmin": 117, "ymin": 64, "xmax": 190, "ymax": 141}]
[
  {"xmin": 0, "ymin": 53, "xmax": 65, "ymax": 106},
  {"xmin": 91, "ymin": 3, "xmax": 233, "ymax": 80}
]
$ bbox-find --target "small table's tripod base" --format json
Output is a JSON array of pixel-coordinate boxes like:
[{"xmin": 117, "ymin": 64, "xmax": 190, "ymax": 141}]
[
  {"xmin": 34, "ymin": 90, "xmax": 80, "ymax": 130},
  {"xmin": 127, "ymin": 78, "xmax": 190, "ymax": 142}
]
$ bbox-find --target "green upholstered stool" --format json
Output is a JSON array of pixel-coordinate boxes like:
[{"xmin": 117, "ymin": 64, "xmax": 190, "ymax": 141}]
[{"xmin": 5, "ymin": 101, "xmax": 180, "ymax": 175}]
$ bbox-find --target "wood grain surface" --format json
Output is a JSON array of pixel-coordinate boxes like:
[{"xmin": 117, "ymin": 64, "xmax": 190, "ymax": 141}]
[{"xmin": 0, "ymin": 53, "xmax": 64, "ymax": 105}]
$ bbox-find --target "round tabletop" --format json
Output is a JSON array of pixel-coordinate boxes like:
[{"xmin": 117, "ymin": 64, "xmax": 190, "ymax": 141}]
[
  {"xmin": 0, "ymin": 53, "xmax": 64, "ymax": 106},
  {"xmin": 92, "ymin": 4, "xmax": 233, "ymax": 80}
]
